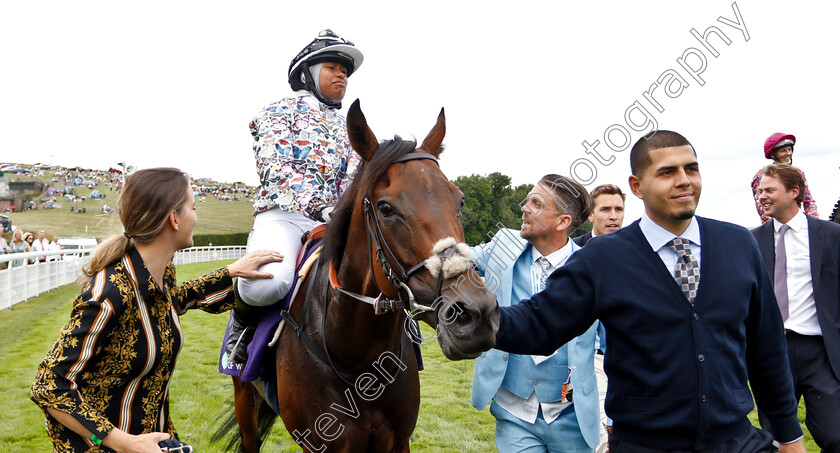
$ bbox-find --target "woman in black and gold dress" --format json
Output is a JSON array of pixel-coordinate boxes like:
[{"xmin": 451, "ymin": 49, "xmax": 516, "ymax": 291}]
[{"xmin": 31, "ymin": 167, "xmax": 282, "ymax": 453}]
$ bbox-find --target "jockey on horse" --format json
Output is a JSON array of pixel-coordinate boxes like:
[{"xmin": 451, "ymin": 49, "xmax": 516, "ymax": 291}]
[{"xmin": 225, "ymin": 30, "xmax": 364, "ymax": 364}]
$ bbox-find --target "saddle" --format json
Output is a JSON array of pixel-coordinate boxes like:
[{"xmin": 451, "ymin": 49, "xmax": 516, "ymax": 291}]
[{"xmin": 295, "ymin": 224, "xmax": 328, "ymax": 268}]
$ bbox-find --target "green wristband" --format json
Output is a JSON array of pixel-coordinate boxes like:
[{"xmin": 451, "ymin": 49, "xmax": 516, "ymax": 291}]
[{"xmin": 90, "ymin": 434, "xmax": 102, "ymax": 445}]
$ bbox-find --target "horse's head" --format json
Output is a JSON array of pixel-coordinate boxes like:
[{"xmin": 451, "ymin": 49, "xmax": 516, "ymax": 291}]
[{"xmin": 326, "ymin": 100, "xmax": 499, "ymax": 360}]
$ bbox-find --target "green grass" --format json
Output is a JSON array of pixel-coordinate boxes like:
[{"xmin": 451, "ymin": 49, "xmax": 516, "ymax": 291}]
[
  {"xmin": 0, "ymin": 261, "xmax": 498, "ymax": 452},
  {"xmin": 0, "ymin": 260, "xmax": 819, "ymax": 451},
  {"xmin": 0, "ymin": 281, "xmax": 82, "ymax": 452},
  {"xmin": 3, "ymin": 171, "xmax": 255, "ymax": 241}
]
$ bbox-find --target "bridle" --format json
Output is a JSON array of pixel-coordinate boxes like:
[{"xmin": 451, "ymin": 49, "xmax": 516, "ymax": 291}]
[
  {"xmin": 330, "ymin": 152, "xmax": 446, "ymax": 316},
  {"xmin": 283, "ymin": 150, "xmax": 474, "ymax": 386}
]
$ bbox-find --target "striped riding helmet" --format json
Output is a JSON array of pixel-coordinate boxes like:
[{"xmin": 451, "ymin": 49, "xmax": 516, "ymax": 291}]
[{"xmin": 288, "ymin": 29, "xmax": 364, "ymax": 107}]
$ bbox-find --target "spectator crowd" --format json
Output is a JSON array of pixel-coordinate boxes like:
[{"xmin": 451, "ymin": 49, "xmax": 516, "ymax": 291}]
[{"xmin": 0, "ymin": 229, "xmax": 61, "ymax": 268}]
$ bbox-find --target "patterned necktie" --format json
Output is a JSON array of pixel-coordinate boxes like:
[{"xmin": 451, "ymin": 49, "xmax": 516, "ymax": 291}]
[
  {"xmin": 537, "ymin": 257, "xmax": 551, "ymax": 291},
  {"xmin": 667, "ymin": 237, "xmax": 699, "ymax": 303},
  {"xmin": 774, "ymin": 224, "xmax": 791, "ymax": 321}
]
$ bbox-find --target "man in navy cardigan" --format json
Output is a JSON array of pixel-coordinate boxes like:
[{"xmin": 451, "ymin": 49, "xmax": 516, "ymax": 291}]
[
  {"xmin": 494, "ymin": 131, "xmax": 804, "ymax": 452},
  {"xmin": 752, "ymin": 164, "xmax": 840, "ymax": 451}
]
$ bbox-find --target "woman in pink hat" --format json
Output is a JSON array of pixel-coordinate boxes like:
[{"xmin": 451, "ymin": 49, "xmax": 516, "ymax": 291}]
[{"xmin": 751, "ymin": 132, "xmax": 818, "ymax": 223}]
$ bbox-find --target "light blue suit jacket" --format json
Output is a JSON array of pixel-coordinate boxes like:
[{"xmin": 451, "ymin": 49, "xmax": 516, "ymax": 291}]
[{"xmin": 470, "ymin": 228, "xmax": 600, "ymax": 448}]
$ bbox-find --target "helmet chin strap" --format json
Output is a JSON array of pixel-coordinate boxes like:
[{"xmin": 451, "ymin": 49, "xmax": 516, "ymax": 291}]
[{"xmin": 302, "ymin": 62, "xmax": 344, "ymax": 109}]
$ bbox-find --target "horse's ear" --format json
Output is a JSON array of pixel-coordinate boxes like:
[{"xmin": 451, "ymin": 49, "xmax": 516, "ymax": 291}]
[
  {"xmin": 419, "ymin": 107, "xmax": 445, "ymax": 157},
  {"xmin": 347, "ymin": 99, "xmax": 378, "ymax": 162}
]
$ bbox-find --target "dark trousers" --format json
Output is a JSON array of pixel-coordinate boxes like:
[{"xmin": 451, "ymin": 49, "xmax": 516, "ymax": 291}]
[
  {"xmin": 759, "ymin": 331, "xmax": 840, "ymax": 452},
  {"xmin": 609, "ymin": 426, "xmax": 774, "ymax": 453}
]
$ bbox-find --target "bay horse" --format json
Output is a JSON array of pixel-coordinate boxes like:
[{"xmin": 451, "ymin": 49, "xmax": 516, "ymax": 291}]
[{"xmin": 216, "ymin": 100, "xmax": 500, "ymax": 452}]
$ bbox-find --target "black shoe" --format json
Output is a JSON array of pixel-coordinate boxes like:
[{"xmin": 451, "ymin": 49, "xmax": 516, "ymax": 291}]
[{"xmin": 225, "ymin": 311, "xmax": 252, "ymax": 364}]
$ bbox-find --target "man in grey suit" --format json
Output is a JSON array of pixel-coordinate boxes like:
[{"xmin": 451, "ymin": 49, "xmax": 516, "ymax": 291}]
[{"xmin": 752, "ymin": 163, "xmax": 840, "ymax": 452}]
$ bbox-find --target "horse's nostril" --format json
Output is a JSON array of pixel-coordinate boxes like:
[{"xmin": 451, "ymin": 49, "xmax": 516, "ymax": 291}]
[
  {"xmin": 442, "ymin": 306, "xmax": 456, "ymax": 323},
  {"xmin": 456, "ymin": 306, "xmax": 472, "ymax": 324},
  {"xmin": 442, "ymin": 301, "xmax": 473, "ymax": 326}
]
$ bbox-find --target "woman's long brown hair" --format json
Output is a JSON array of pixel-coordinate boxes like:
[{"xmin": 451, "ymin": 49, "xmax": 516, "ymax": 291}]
[{"xmin": 79, "ymin": 167, "xmax": 190, "ymax": 286}]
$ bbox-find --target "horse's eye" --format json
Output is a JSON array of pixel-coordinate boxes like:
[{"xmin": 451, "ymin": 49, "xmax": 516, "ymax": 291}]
[
  {"xmin": 460, "ymin": 197, "xmax": 466, "ymax": 209},
  {"xmin": 377, "ymin": 201, "xmax": 395, "ymax": 217}
]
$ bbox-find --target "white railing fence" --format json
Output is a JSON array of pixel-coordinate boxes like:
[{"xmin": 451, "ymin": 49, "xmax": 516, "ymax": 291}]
[
  {"xmin": 172, "ymin": 246, "xmax": 247, "ymax": 265},
  {"xmin": 0, "ymin": 246, "xmax": 246, "ymax": 311}
]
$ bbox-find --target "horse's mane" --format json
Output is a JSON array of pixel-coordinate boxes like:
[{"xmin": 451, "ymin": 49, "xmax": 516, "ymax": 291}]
[{"xmin": 323, "ymin": 136, "xmax": 419, "ymax": 269}]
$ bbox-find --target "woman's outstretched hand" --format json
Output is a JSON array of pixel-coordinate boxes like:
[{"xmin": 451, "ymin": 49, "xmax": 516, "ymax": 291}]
[
  {"xmin": 227, "ymin": 250, "xmax": 284, "ymax": 279},
  {"xmin": 102, "ymin": 429, "xmax": 170, "ymax": 453}
]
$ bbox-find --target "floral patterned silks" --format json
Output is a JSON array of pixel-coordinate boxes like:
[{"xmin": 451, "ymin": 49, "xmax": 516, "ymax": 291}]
[
  {"xmin": 751, "ymin": 167, "xmax": 819, "ymax": 224},
  {"xmin": 250, "ymin": 94, "xmax": 360, "ymax": 220},
  {"xmin": 31, "ymin": 247, "xmax": 235, "ymax": 452}
]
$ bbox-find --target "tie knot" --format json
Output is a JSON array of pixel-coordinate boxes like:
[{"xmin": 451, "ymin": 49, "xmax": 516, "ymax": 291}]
[
  {"xmin": 536, "ymin": 256, "xmax": 551, "ymax": 273},
  {"xmin": 667, "ymin": 237, "xmax": 692, "ymax": 257},
  {"xmin": 779, "ymin": 224, "xmax": 790, "ymax": 235}
]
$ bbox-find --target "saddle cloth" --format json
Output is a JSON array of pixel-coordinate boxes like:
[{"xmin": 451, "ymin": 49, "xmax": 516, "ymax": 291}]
[{"xmin": 219, "ymin": 226, "xmax": 327, "ymax": 382}]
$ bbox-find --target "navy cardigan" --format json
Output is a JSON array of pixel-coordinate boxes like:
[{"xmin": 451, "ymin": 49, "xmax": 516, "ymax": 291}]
[{"xmin": 495, "ymin": 217, "xmax": 802, "ymax": 450}]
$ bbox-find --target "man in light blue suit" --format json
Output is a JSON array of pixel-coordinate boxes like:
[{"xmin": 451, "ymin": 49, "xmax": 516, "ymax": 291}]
[{"xmin": 471, "ymin": 174, "xmax": 599, "ymax": 452}]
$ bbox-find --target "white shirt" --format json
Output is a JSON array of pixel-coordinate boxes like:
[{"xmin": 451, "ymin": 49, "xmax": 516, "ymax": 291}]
[
  {"xmin": 639, "ymin": 213, "xmax": 702, "ymax": 278},
  {"xmin": 48, "ymin": 240, "xmax": 62, "ymax": 261},
  {"xmin": 31, "ymin": 238, "xmax": 48, "ymax": 252},
  {"xmin": 774, "ymin": 210, "xmax": 821, "ymax": 336},
  {"xmin": 531, "ymin": 240, "xmax": 574, "ymax": 295},
  {"xmin": 494, "ymin": 239, "xmax": 574, "ymax": 424},
  {"xmin": 31, "ymin": 238, "xmax": 49, "ymax": 260}
]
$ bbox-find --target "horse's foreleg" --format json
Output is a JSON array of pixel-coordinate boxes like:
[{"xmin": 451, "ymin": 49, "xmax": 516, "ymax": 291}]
[{"xmin": 233, "ymin": 376, "xmax": 261, "ymax": 453}]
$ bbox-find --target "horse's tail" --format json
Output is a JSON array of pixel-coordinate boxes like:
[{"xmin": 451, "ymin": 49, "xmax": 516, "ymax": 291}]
[
  {"xmin": 210, "ymin": 401, "xmax": 243, "ymax": 451},
  {"xmin": 211, "ymin": 398, "xmax": 279, "ymax": 452},
  {"xmin": 255, "ymin": 398, "xmax": 280, "ymax": 449}
]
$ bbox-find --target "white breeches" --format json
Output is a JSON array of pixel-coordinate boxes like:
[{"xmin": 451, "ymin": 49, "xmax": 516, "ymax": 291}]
[{"xmin": 236, "ymin": 209, "xmax": 321, "ymax": 307}]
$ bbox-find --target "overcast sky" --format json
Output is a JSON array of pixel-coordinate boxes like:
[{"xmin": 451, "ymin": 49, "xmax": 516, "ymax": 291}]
[{"xmin": 2, "ymin": 1, "xmax": 838, "ymax": 228}]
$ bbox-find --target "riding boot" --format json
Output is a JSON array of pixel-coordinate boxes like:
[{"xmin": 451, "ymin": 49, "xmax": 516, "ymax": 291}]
[{"xmin": 225, "ymin": 288, "xmax": 263, "ymax": 365}]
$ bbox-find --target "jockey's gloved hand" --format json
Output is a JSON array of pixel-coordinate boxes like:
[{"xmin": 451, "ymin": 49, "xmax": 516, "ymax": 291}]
[{"xmin": 313, "ymin": 205, "xmax": 335, "ymax": 224}]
